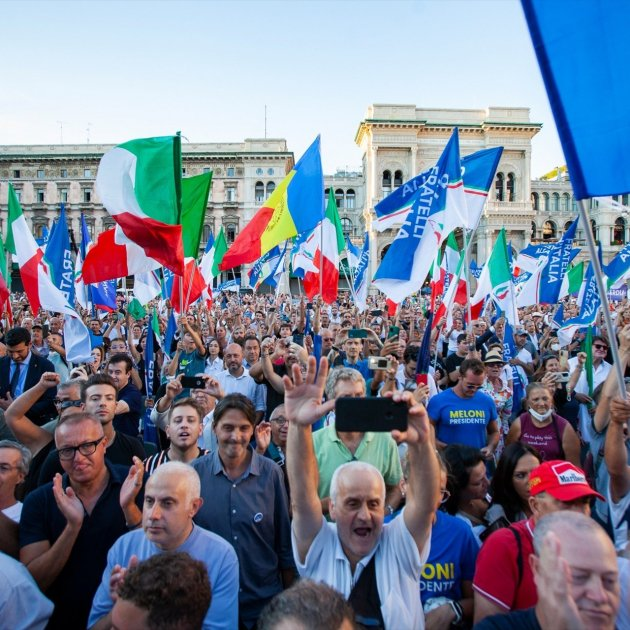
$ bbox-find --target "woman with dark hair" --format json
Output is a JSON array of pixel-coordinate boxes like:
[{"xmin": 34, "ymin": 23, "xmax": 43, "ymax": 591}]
[
  {"xmin": 506, "ymin": 382, "xmax": 580, "ymax": 466},
  {"xmin": 442, "ymin": 444, "xmax": 489, "ymax": 546},
  {"xmin": 205, "ymin": 338, "xmax": 224, "ymax": 375},
  {"xmin": 487, "ymin": 443, "xmax": 541, "ymax": 525}
]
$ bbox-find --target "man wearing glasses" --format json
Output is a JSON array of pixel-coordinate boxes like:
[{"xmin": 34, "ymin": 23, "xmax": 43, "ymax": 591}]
[
  {"xmin": 427, "ymin": 359, "xmax": 500, "ymax": 460},
  {"xmin": 19, "ymin": 412, "xmax": 142, "ymax": 629}
]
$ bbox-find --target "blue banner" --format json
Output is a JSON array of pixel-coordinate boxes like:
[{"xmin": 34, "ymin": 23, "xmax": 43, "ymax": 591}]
[
  {"xmin": 143, "ymin": 310, "xmax": 158, "ymax": 445},
  {"xmin": 539, "ymin": 217, "xmax": 578, "ymax": 304},
  {"xmin": 503, "ymin": 322, "xmax": 525, "ymax": 415},
  {"xmin": 44, "ymin": 204, "xmax": 75, "ymax": 305}
]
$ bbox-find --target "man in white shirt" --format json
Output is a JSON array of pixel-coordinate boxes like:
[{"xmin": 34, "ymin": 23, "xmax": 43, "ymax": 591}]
[
  {"xmin": 0, "ymin": 440, "xmax": 30, "ymax": 522},
  {"xmin": 285, "ymin": 356, "xmax": 439, "ymax": 629}
]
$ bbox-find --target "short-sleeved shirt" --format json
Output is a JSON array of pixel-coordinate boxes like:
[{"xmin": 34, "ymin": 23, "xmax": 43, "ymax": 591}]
[
  {"xmin": 420, "ymin": 510, "xmax": 478, "ymax": 604},
  {"xmin": 312, "ymin": 427, "xmax": 402, "ymax": 500},
  {"xmin": 176, "ymin": 348, "xmax": 207, "ymax": 377},
  {"xmin": 473, "ymin": 518, "xmax": 537, "ymax": 612},
  {"xmin": 115, "ymin": 382, "xmax": 143, "ymax": 437},
  {"xmin": 427, "ymin": 388, "xmax": 498, "ymax": 450},
  {"xmin": 88, "ymin": 525, "xmax": 239, "ymax": 630},
  {"xmin": 192, "ymin": 448, "xmax": 294, "ymax": 627},
  {"xmin": 19, "ymin": 464, "xmax": 134, "ymax": 629},
  {"xmin": 293, "ymin": 510, "xmax": 428, "ymax": 629}
]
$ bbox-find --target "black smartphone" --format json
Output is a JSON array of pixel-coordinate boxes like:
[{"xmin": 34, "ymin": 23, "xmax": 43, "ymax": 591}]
[
  {"xmin": 181, "ymin": 376, "xmax": 205, "ymax": 389},
  {"xmin": 370, "ymin": 309, "xmax": 383, "ymax": 316},
  {"xmin": 348, "ymin": 329, "xmax": 368, "ymax": 339},
  {"xmin": 306, "ymin": 302, "xmax": 313, "ymax": 310},
  {"xmin": 388, "ymin": 325, "xmax": 400, "ymax": 339},
  {"xmin": 292, "ymin": 333, "xmax": 304, "ymax": 346},
  {"xmin": 335, "ymin": 397, "xmax": 408, "ymax": 432}
]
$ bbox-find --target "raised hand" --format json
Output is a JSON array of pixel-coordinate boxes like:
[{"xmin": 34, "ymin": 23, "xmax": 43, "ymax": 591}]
[
  {"xmin": 39, "ymin": 372, "xmax": 61, "ymax": 389},
  {"xmin": 283, "ymin": 356, "xmax": 335, "ymax": 427},
  {"xmin": 254, "ymin": 421, "xmax": 272, "ymax": 454},
  {"xmin": 120, "ymin": 456, "xmax": 144, "ymax": 510},
  {"xmin": 389, "ymin": 390, "xmax": 432, "ymax": 447},
  {"xmin": 109, "ymin": 555, "xmax": 139, "ymax": 602}
]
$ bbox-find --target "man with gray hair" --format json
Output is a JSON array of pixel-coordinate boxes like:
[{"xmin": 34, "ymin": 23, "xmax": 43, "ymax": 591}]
[
  {"xmin": 476, "ymin": 511, "xmax": 622, "ymax": 630},
  {"xmin": 89, "ymin": 461, "xmax": 239, "ymax": 630},
  {"xmin": 0, "ymin": 439, "xmax": 31, "ymax": 522},
  {"xmin": 285, "ymin": 356, "xmax": 439, "ymax": 628},
  {"xmin": 314, "ymin": 367, "xmax": 403, "ymax": 517}
]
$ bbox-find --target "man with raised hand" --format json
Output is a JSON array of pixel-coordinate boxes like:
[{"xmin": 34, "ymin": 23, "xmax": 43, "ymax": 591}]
[{"xmin": 284, "ymin": 356, "xmax": 439, "ymax": 629}]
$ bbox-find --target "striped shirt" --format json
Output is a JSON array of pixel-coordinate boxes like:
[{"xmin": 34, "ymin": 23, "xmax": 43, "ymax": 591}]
[{"xmin": 143, "ymin": 447, "xmax": 209, "ymax": 475}]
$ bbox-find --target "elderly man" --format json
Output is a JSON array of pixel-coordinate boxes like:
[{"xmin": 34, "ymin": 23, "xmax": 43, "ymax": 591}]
[
  {"xmin": 19, "ymin": 412, "xmax": 142, "ymax": 628},
  {"xmin": 192, "ymin": 394, "xmax": 294, "ymax": 628},
  {"xmin": 285, "ymin": 356, "xmax": 439, "ymax": 628},
  {"xmin": 89, "ymin": 462, "xmax": 239, "ymax": 630},
  {"xmin": 0, "ymin": 440, "xmax": 31, "ymax": 521},
  {"xmin": 314, "ymin": 367, "xmax": 403, "ymax": 517},
  {"xmin": 475, "ymin": 512, "xmax": 621, "ymax": 630},
  {"xmin": 473, "ymin": 459, "xmax": 606, "ymax": 623}
]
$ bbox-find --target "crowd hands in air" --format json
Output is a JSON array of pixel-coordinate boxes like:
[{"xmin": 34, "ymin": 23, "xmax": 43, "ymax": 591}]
[{"xmin": 0, "ymin": 289, "xmax": 629, "ymax": 630}]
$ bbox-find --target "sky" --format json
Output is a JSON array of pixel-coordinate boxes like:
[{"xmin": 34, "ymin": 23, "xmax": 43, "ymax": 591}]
[{"xmin": 1, "ymin": 0, "xmax": 565, "ymax": 178}]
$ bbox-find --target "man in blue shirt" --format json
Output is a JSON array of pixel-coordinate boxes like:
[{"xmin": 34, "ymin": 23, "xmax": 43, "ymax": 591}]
[
  {"xmin": 88, "ymin": 461, "xmax": 239, "ymax": 630},
  {"xmin": 428, "ymin": 358, "xmax": 499, "ymax": 459}
]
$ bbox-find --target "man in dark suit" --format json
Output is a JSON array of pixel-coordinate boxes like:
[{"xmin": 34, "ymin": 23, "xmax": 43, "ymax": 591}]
[{"xmin": 0, "ymin": 327, "xmax": 57, "ymax": 426}]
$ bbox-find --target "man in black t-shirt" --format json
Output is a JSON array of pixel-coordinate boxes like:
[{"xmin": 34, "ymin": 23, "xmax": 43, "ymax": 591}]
[{"xmin": 444, "ymin": 333, "xmax": 469, "ymax": 387}]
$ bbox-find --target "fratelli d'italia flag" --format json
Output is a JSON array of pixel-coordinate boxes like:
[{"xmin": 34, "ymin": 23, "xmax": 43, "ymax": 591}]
[
  {"xmin": 96, "ymin": 135, "xmax": 185, "ymax": 275},
  {"xmin": 219, "ymin": 136, "xmax": 324, "ymax": 270}
]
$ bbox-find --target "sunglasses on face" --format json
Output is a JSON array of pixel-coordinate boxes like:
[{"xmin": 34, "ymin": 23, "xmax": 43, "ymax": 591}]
[
  {"xmin": 54, "ymin": 399, "xmax": 83, "ymax": 410},
  {"xmin": 593, "ymin": 344, "xmax": 608, "ymax": 351}
]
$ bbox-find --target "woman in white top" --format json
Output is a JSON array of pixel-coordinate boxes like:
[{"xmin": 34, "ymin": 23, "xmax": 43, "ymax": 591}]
[{"xmin": 204, "ymin": 338, "xmax": 224, "ymax": 375}]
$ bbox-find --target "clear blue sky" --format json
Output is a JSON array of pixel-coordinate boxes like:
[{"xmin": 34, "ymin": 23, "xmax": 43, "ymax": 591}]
[{"xmin": 1, "ymin": 0, "xmax": 564, "ymax": 177}]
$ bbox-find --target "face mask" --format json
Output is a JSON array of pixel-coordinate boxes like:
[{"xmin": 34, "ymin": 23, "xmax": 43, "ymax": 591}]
[{"xmin": 529, "ymin": 407, "xmax": 553, "ymax": 422}]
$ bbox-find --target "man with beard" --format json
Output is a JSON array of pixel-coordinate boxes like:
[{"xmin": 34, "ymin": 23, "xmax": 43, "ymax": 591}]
[{"xmin": 143, "ymin": 398, "xmax": 208, "ymax": 474}]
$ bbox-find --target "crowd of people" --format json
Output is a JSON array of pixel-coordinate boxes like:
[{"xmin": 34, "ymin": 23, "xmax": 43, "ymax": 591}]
[{"xmin": 0, "ymin": 289, "xmax": 629, "ymax": 630}]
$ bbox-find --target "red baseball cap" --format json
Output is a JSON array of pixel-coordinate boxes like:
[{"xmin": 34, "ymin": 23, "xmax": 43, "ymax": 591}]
[{"xmin": 528, "ymin": 460, "xmax": 605, "ymax": 502}]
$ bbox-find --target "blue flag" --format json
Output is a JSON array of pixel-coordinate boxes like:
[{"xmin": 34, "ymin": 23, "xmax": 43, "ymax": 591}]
[
  {"xmin": 44, "ymin": 205, "xmax": 75, "ymax": 305},
  {"xmin": 143, "ymin": 310, "xmax": 158, "ymax": 445},
  {"xmin": 415, "ymin": 311, "xmax": 434, "ymax": 385},
  {"xmin": 345, "ymin": 235, "xmax": 361, "ymax": 268},
  {"xmin": 558, "ymin": 263, "xmax": 601, "ymax": 346},
  {"xmin": 522, "ymin": 0, "xmax": 630, "ymax": 199},
  {"xmin": 469, "ymin": 260, "xmax": 483, "ymax": 280},
  {"xmin": 248, "ymin": 245, "xmax": 285, "ymax": 291},
  {"xmin": 164, "ymin": 311, "xmax": 177, "ymax": 354},
  {"xmin": 161, "ymin": 267, "xmax": 175, "ymax": 300},
  {"xmin": 538, "ymin": 217, "xmax": 579, "ymax": 304},
  {"xmin": 604, "ymin": 242, "xmax": 630, "ymax": 286}
]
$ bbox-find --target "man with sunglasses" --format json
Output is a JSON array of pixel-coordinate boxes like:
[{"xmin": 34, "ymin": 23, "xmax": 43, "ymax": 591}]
[
  {"xmin": 427, "ymin": 358, "xmax": 500, "ymax": 459},
  {"xmin": 37, "ymin": 374, "xmax": 146, "ymax": 486},
  {"xmin": 19, "ymin": 412, "xmax": 143, "ymax": 629}
]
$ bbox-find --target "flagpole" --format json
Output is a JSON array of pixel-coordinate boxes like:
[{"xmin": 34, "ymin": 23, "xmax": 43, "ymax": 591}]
[
  {"xmin": 319, "ymin": 216, "xmax": 324, "ymax": 301},
  {"xmin": 463, "ymin": 231, "xmax": 474, "ymax": 328},
  {"xmin": 578, "ymin": 200, "xmax": 626, "ymax": 398}
]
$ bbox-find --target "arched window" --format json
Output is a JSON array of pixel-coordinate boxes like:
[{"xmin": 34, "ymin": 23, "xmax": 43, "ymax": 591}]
[
  {"xmin": 531, "ymin": 221, "xmax": 537, "ymax": 240},
  {"xmin": 255, "ymin": 181, "xmax": 265, "ymax": 204},
  {"xmin": 614, "ymin": 217, "xmax": 626, "ymax": 245},
  {"xmin": 552, "ymin": 193, "xmax": 560, "ymax": 212},
  {"xmin": 543, "ymin": 192, "xmax": 550, "ymax": 211},
  {"xmin": 495, "ymin": 173, "xmax": 504, "ymax": 201},
  {"xmin": 335, "ymin": 189, "xmax": 344, "ymax": 209},
  {"xmin": 380, "ymin": 244, "xmax": 391, "ymax": 261},
  {"xmin": 341, "ymin": 217, "xmax": 353, "ymax": 238},
  {"xmin": 531, "ymin": 192, "xmax": 539, "ymax": 211},
  {"xmin": 564, "ymin": 221, "xmax": 573, "ymax": 233},
  {"xmin": 226, "ymin": 223, "xmax": 237, "ymax": 243},
  {"xmin": 394, "ymin": 170, "xmax": 403, "ymax": 187},
  {"xmin": 202, "ymin": 224, "xmax": 212, "ymax": 243},
  {"xmin": 543, "ymin": 220, "xmax": 557, "ymax": 240},
  {"xmin": 590, "ymin": 219, "xmax": 598, "ymax": 241},
  {"xmin": 346, "ymin": 189, "xmax": 355, "ymax": 209},
  {"xmin": 561, "ymin": 193, "xmax": 570, "ymax": 212},
  {"xmin": 507, "ymin": 173, "xmax": 515, "ymax": 202},
  {"xmin": 382, "ymin": 170, "xmax": 392, "ymax": 195},
  {"xmin": 266, "ymin": 181, "xmax": 275, "ymax": 196}
]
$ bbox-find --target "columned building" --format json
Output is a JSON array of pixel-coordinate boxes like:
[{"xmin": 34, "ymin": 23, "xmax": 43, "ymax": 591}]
[{"xmin": 0, "ymin": 139, "xmax": 294, "ymax": 283}]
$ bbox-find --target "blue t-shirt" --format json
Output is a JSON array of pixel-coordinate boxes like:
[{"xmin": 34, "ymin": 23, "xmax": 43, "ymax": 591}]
[
  {"xmin": 420, "ymin": 510, "xmax": 478, "ymax": 604},
  {"xmin": 427, "ymin": 388, "xmax": 497, "ymax": 450}
]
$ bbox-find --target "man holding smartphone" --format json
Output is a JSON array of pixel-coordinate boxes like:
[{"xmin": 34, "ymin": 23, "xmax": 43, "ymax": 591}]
[{"xmin": 285, "ymin": 356, "xmax": 439, "ymax": 629}]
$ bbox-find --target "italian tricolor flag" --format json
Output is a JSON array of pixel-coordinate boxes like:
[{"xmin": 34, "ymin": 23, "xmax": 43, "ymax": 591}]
[
  {"xmin": 96, "ymin": 136, "xmax": 185, "ymax": 275},
  {"xmin": 303, "ymin": 189, "xmax": 345, "ymax": 304},
  {"xmin": 6, "ymin": 184, "xmax": 92, "ymax": 362}
]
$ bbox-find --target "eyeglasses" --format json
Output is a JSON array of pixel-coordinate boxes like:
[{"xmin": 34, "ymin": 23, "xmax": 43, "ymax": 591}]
[
  {"xmin": 271, "ymin": 416, "xmax": 288, "ymax": 426},
  {"xmin": 58, "ymin": 437, "xmax": 104, "ymax": 461},
  {"xmin": 440, "ymin": 489, "xmax": 451, "ymax": 504},
  {"xmin": 593, "ymin": 344, "xmax": 608, "ymax": 351},
  {"xmin": 54, "ymin": 399, "xmax": 83, "ymax": 410}
]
